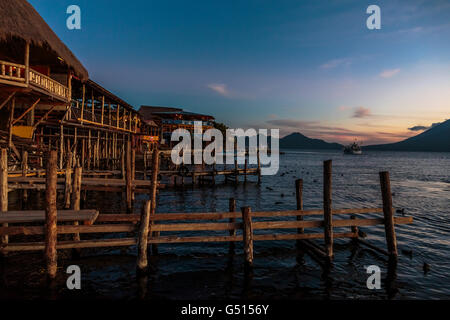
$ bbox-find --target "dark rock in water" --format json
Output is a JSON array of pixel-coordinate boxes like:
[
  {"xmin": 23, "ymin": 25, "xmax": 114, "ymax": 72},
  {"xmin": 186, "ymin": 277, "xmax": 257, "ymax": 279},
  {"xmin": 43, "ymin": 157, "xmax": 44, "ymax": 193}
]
[
  {"xmin": 396, "ymin": 208, "xmax": 405, "ymax": 215},
  {"xmin": 341, "ymin": 173, "xmax": 344, "ymax": 176},
  {"xmin": 280, "ymin": 193, "xmax": 285, "ymax": 197},
  {"xmin": 266, "ymin": 187, "xmax": 274, "ymax": 191},
  {"xmin": 423, "ymin": 262, "xmax": 431, "ymax": 274},
  {"xmin": 402, "ymin": 249, "xmax": 413, "ymax": 257},
  {"xmin": 358, "ymin": 230, "xmax": 367, "ymax": 238},
  {"xmin": 313, "ymin": 179, "xmax": 318, "ymax": 183},
  {"xmin": 275, "ymin": 201, "xmax": 283, "ymax": 205}
]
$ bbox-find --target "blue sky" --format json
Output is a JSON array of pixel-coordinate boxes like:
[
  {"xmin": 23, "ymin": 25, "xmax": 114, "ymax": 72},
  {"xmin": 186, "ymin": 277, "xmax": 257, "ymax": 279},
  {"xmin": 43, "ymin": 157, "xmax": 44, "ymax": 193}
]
[{"xmin": 29, "ymin": 0, "xmax": 450, "ymax": 144}]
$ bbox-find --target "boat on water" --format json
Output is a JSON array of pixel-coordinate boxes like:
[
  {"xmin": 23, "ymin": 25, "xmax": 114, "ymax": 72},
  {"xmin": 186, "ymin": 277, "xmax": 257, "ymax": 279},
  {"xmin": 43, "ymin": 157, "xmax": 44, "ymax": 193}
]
[{"xmin": 344, "ymin": 141, "xmax": 362, "ymax": 155}]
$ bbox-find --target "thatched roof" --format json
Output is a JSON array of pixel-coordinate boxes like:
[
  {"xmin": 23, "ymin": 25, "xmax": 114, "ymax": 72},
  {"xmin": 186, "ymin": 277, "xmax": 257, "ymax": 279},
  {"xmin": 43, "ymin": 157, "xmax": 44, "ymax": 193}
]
[{"xmin": 0, "ymin": 0, "xmax": 88, "ymax": 80}]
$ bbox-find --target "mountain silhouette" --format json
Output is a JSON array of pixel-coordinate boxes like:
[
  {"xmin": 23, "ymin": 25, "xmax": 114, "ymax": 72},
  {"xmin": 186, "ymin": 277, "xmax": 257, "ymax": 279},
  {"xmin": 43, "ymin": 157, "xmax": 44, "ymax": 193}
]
[
  {"xmin": 364, "ymin": 119, "xmax": 450, "ymax": 152},
  {"xmin": 280, "ymin": 132, "xmax": 343, "ymax": 149}
]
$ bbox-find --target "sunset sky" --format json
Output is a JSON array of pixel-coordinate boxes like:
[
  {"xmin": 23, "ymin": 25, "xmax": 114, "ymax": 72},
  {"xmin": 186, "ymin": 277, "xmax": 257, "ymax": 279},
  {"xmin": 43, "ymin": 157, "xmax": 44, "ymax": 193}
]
[{"xmin": 29, "ymin": 0, "xmax": 450, "ymax": 145}]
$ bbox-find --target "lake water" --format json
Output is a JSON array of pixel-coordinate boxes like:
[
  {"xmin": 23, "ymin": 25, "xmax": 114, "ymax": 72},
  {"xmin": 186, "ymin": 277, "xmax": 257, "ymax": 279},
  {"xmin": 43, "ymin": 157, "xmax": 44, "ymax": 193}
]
[{"xmin": 1, "ymin": 150, "xmax": 449, "ymax": 299}]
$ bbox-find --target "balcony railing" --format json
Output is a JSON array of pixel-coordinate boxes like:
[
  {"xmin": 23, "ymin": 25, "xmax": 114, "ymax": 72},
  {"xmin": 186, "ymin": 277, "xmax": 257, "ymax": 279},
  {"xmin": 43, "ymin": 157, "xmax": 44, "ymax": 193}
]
[
  {"xmin": 0, "ymin": 60, "xmax": 69, "ymax": 101},
  {"xmin": 29, "ymin": 69, "xmax": 69, "ymax": 100},
  {"xmin": 0, "ymin": 60, "xmax": 26, "ymax": 83}
]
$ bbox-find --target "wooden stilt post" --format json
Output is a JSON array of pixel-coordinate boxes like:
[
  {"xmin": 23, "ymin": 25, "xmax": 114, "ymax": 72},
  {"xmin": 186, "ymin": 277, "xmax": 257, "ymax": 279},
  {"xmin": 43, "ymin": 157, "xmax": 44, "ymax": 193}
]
[
  {"xmin": 149, "ymin": 148, "xmax": 160, "ymax": 254},
  {"xmin": 137, "ymin": 200, "xmax": 151, "ymax": 275},
  {"xmin": 323, "ymin": 160, "xmax": 333, "ymax": 260},
  {"xmin": 72, "ymin": 166, "xmax": 82, "ymax": 211},
  {"xmin": 59, "ymin": 125, "xmax": 64, "ymax": 169},
  {"xmin": 295, "ymin": 179, "xmax": 304, "ymax": 247},
  {"xmin": 45, "ymin": 150, "xmax": 58, "ymax": 280},
  {"xmin": 64, "ymin": 150, "xmax": 73, "ymax": 209},
  {"xmin": 379, "ymin": 171, "xmax": 398, "ymax": 259},
  {"xmin": 71, "ymin": 166, "xmax": 82, "ymax": 255},
  {"xmin": 242, "ymin": 206, "xmax": 253, "ymax": 268},
  {"xmin": 121, "ymin": 146, "xmax": 125, "ymax": 180},
  {"xmin": 229, "ymin": 198, "xmax": 236, "ymax": 250},
  {"xmin": 21, "ymin": 150, "xmax": 28, "ymax": 202},
  {"xmin": 0, "ymin": 149, "xmax": 8, "ymax": 248},
  {"xmin": 126, "ymin": 140, "xmax": 132, "ymax": 213}
]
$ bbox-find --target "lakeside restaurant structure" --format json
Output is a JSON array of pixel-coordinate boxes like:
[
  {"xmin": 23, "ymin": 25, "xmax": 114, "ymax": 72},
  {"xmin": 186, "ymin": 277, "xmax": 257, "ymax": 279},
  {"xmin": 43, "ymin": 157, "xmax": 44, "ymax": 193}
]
[
  {"xmin": 138, "ymin": 106, "xmax": 215, "ymax": 148},
  {"xmin": 0, "ymin": 0, "xmax": 154, "ymax": 170}
]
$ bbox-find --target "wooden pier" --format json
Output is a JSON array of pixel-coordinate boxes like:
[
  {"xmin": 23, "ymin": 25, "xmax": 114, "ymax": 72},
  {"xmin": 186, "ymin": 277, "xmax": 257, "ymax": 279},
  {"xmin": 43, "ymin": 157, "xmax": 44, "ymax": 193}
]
[{"xmin": 0, "ymin": 155, "xmax": 413, "ymax": 281}]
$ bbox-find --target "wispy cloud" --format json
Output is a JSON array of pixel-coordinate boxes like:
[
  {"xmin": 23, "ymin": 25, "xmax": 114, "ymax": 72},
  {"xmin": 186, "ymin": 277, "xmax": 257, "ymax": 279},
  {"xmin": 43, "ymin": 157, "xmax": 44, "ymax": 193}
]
[
  {"xmin": 352, "ymin": 106, "xmax": 372, "ymax": 118},
  {"xmin": 379, "ymin": 68, "xmax": 401, "ymax": 78},
  {"xmin": 408, "ymin": 125, "xmax": 428, "ymax": 131},
  {"xmin": 408, "ymin": 121, "xmax": 443, "ymax": 131},
  {"xmin": 320, "ymin": 58, "xmax": 352, "ymax": 69},
  {"xmin": 207, "ymin": 83, "xmax": 229, "ymax": 97}
]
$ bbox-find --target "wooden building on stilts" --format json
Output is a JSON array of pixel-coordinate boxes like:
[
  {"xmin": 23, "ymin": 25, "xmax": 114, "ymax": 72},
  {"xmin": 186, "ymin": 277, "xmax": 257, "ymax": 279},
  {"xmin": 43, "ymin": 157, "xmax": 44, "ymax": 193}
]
[{"xmin": 0, "ymin": 0, "xmax": 157, "ymax": 172}]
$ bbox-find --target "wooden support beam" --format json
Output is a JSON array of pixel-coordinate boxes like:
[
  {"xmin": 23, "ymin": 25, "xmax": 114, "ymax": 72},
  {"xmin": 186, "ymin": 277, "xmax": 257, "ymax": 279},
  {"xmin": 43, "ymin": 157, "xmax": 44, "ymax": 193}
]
[
  {"xmin": 323, "ymin": 160, "xmax": 333, "ymax": 260},
  {"xmin": 101, "ymin": 96, "xmax": 105, "ymax": 125},
  {"xmin": 45, "ymin": 150, "xmax": 58, "ymax": 280},
  {"xmin": 12, "ymin": 98, "xmax": 40, "ymax": 125},
  {"xmin": 25, "ymin": 42, "xmax": 30, "ymax": 85},
  {"xmin": 32, "ymin": 105, "xmax": 57, "ymax": 131},
  {"xmin": 80, "ymin": 84, "xmax": 85, "ymax": 123},
  {"xmin": 8, "ymin": 97, "xmax": 15, "ymax": 148},
  {"xmin": 0, "ymin": 92, "xmax": 16, "ymax": 111},
  {"xmin": 380, "ymin": 171, "xmax": 398, "ymax": 259}
]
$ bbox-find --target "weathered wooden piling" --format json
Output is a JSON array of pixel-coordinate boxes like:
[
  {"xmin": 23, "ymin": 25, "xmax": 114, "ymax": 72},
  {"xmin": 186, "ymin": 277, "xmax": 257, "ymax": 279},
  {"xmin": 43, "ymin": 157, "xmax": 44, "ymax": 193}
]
[
  {"xmin": 45, "ymin": 150, "xmax": 58, "ymax": 280},
  {"xmin": 323, "ymin": 160, "xmax": 333, "ymax": 260},
  {"xmin": 126, "ymin": 140, "xmax": 132, "ymax": 212},
  {"xmin": 379, "ymin": 171, "xmax": 398, "ymax": 259},
  {"xmin": 1, "ymin": 148, "xmax": 8, "ymax": 247},
  {"xmin": 241, "ymin": 206, "xmax": 254, "ymax": 267},
  {"xmin": 295, "ymin": 179, "xmax": 304, "ymax": 247},
  {"xmin": 149, "ymin": 148, "xmax": 160, "ymax": 254},
  {"xmin": 137, "ymin": 200, "xmax": 151, "ymax": 274}
]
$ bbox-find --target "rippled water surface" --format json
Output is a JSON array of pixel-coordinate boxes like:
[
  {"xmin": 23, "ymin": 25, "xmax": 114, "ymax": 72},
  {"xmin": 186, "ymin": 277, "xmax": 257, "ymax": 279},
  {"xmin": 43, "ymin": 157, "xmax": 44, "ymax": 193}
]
[{"xmin": 1, "ymin": 150, "xmax": 449, "ymax": 299}]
